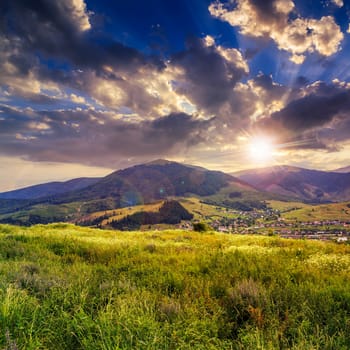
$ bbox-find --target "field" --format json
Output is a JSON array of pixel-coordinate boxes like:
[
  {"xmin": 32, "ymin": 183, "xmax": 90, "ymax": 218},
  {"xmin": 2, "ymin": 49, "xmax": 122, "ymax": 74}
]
[
  {"xmin": 179, "ymin": 197, "xmax": 239, "ymax": 220},
  {"xmin": 272, "ymin": 201, "xmax": 350, "ymax": 221},
  {"xmin": 78, "ymin": 201, "xmax": 165, "ymax": 226},
  {"xmin": 0, "ymin": 224, "xmax": 349, "ymax": 349},
  {"xmin": 267, "ymin": 200, "xmax": 311, "ymax": 212},
  {"xmin": 76, "ymin": 197, "xmax": 240, "ymax": 228}
]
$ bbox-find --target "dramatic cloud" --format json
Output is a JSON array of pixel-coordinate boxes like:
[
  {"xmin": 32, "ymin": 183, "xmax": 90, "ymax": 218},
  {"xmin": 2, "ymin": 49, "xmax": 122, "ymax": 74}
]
[
  {"xmin": 257, "ymin": 80, "xmax": 350, "ymax": 149},
  {"xmin": 0, "ymin": 0, "xmax": 151, "ymax": 71},
  {"xmin": 0, "ymin": 0, "xmax": 163, "ymax": 110},
  {"xmin": 0, "ymin": 0, "xmax": 226, "ymax": 169},
  {"xmin": 0, "ymin": 105, "xmax": 211, "ymax": 166},
  {"xmin": 209, "ymin": 0, "xmax": 344, "ymax": 63},
  {"xmin": 9, "ymin": 0, "xmax": 92, "ymax": 33},
  {"xmin": 171, "ymin": 36, "xmax": 249, "ymax": 122}
]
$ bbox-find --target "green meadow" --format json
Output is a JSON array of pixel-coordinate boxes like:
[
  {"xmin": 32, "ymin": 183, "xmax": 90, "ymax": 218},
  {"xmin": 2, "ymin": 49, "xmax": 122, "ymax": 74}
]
[
  {"xmin": 0, "ymin": 224, "xmax": 349, "ymax": 349},
  {"xmin": 281, "ymin": 202, "xmax": 350, "ymax": 222}
]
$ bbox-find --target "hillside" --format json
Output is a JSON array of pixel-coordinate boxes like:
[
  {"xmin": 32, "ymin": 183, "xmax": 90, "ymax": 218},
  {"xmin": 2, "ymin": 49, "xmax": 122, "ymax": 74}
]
[
  {"xmin": 78, "ymin": 200, "xmax": 194, "ymax": 229},
  {"xmin": 0, "ymin": 160, "xmax": 263, "ymax": 225},
  {"xmin": 75, "ymin": 197, "xmax": 243, "ymax": 229},
  {"xmin": 279, "ymin": 201, "xmax": 350, "ymax": 222},
  {"xmin": 0, "ymin": 224, "xmax": 349, "ymax": 349},
  {"xmin": 52, "ymin": 160, "xmax": 252, "ymax": 205},
  {"xmin": 235, "ymin": 165, "xmax": 350, "ymax": 202},
  {"xmin": 110, "ymin": 200, "xmax": 193, "ymax": 230},
  {"xmin": 5, "ymin": 160, "xmax": 350, "ymax": 227}
]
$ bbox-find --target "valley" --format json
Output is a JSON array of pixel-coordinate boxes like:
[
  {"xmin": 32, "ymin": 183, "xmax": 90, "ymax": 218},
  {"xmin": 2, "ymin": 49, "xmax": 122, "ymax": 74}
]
[{"xmin": 1, "ymin": 160, "xmax": 350, "ymax": 242}]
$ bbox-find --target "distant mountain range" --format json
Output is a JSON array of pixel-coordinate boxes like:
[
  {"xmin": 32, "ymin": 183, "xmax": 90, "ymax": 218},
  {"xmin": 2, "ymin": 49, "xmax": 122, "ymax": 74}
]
[
  {"xmin": 2, "ymin": 161, "xmax": 350, "ymax": 204},
  {"xmin": 333, "ymin": 165, "xmax": 350, "ymax": 173},
  {"xmin": 1, "ymin": 160, "xmax": 350, "ymax": 225},
  {"xmin": 0, "ymin": 160, "xmax": 258, "ymax": 224},
  {"xmin": 235, "ymin": 165, "xmax": 350, "ymax": 202},
  {"xmin": 47, "ymin": 159, "xmax": 253, "ymax": 205},
  {"xmin": 0, "ymin": 177, "xmax": 101, "ymax": 200}
]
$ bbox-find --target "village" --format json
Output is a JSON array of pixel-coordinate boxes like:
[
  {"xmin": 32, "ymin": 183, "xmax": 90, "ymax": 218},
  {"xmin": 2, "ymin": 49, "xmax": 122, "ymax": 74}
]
[{"xmin": 185, "ymin": 206, "xmax": 350, "ymax": 242}]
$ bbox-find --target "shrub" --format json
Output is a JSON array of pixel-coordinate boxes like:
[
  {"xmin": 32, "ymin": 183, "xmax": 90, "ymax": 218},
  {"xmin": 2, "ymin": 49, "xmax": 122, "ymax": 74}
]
[{"xmin": 193, "ymin": 222, "xmax": 209, "ymax": 232}]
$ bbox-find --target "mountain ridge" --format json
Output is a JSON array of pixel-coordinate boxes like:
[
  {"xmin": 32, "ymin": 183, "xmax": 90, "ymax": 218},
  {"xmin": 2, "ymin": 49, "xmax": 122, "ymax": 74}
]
[
  {"xmin": 235, "ymin": 165, "xmax": 350, "ymax": 202},
  {"xmin": 2, "ymin": 160, "xmax": 350, "ymax": 219},
  {"xmin": 0, "ymin": 159, "xmax": 266, "ymax": 225},
  {"xmin": 0, "ymin": 159, "xmax": 256, "ymax": 207},
  {"xmin": 333, "ymin": 165, "xmax": 350, "ymax": 173},
  {"xmin": 52, "ymin": 159, "xmax": 252, "ymax": 205}
]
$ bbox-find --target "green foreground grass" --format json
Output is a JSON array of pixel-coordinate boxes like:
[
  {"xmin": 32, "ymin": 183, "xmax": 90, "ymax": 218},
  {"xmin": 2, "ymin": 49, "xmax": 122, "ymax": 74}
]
[{"xmin": 0, "ymin": 224, "xmax": 349, "ymax": 349}]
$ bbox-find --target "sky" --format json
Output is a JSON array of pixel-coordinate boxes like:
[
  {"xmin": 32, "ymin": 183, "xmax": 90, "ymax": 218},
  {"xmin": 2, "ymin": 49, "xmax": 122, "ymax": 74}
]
[{"xmin": 2, "ymin": 0, "xmax": 350, "ymax": 191}]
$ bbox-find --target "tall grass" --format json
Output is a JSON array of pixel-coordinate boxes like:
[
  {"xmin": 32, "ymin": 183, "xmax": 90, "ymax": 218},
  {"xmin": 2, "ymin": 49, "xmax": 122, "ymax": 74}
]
[{"xmin": 0, "ymin": 223, "xmax": 349, "ymax": 349}]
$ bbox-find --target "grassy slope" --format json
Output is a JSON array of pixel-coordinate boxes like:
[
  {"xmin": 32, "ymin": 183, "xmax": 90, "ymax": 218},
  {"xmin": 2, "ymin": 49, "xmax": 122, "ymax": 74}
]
[
  {"xmin": 0, "ymin": 198, "xmax": 238, "ymax": 226},
  {"xmin": 267, "ymin": 200, "xmax": 312, "ymax": 212},
  {"xmin": 180, "ymin": 197, "xmax": 239, "ymax": 220},
  {"xmin": 0, "ymin": 224, "xmax": 349, "ymax": 349},
  {"xmin": 270, "ymin": 201, "xmax": 350, "ymax": 221},
  {"xmin": 77, "ymin": 197, "xmax": 237, "ymax": 226},
  {"xmin": 0, "ymin": 202, "xmax": 81, "ymax": 222},
  {"xmin": 79, "ymin": 201, "xmax": 165, "ymax": 225}
]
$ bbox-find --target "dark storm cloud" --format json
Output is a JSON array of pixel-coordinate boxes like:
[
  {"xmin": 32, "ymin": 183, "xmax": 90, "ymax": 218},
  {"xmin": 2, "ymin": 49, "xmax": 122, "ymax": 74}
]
[
  {"xmin": 269, "ymin": 90, "xmax": 350, "ymax": 132},
  {"xmin": 0, "ymin": 0, "xmax": 164, "ymax": 114},
  {"xmin": 0, "ymin": 0, "xmax": 171, "ymax": 118},
  {"xmin": 172, "ymin": 37, "xmax": 248, "ymax": 113},
  {"xmin": 0, "ymin": 0, "xmax": 161, "ymax": 72},
  {"xmin": 0, "ymin": 106, "xmax": 210, "ymax": 166},
  {"xmin": 146, "ymin": 113, "xmax": 211, "ymax": 147},
  {"xmin": 257, "ymin": 82, "xmax": 350, "ymax": 150},
  {"xmin": 2, "ymin": 0, "xmax": 89, "ymax": 34}
]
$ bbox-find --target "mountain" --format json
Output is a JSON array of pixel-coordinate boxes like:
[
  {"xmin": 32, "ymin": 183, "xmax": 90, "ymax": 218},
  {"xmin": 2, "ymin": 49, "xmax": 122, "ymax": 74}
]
[
  {"xmin": 0, "ymin": 160, "xmax": 262, "ymax": 225},
  {"xmin": 0, "ymin": 177, "xmax": 101, "ymax": 200},
  {"xmin": 235, "ymin": 165, "xmax": 350, "ymax": 202},
  {"xmin": 50, "ymin": 159, "xmax": 254, "ymax": 206},
  {"xmin": 333, "ymin": 165, "xmax": 350, "ymax": 173}
]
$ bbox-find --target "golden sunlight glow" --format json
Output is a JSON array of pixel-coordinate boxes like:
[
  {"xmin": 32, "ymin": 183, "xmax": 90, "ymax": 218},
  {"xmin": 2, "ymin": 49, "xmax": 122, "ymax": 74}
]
[{"xmin": 248, "ymin": 137, "xmax": 275, "ymax": 163}]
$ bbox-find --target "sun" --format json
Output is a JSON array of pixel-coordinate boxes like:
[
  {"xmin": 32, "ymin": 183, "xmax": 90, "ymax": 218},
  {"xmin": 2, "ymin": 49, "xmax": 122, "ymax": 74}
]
[{"xmin": 248, "ymin": 136, "xmax": 275, "ymax": 163}]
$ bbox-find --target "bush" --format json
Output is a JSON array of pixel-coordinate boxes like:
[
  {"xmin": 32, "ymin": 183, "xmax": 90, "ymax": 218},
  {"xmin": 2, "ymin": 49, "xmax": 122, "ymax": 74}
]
[{"xmin": 193, "ymin": 222, "xmax": 209, "ymax": 232}]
